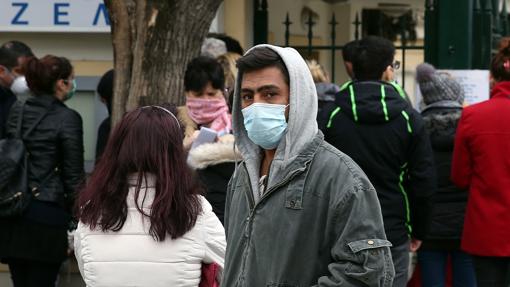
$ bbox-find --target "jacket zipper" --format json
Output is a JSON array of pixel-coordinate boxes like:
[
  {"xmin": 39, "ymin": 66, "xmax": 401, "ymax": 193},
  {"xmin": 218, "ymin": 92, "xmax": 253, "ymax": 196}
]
[
  {"xmin": 241, "ymin": 161, "xmax": 309, "ymax": 212},
  {"xmin": 237, "ymin": 162, "xmax": 308, "ymax": 285}
]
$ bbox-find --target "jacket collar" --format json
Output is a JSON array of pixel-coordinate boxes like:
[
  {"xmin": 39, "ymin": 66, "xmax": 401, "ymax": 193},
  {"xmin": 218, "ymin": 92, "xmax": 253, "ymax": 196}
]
[
  {"xmin": 187, "ymin": 134, "xmax": 241, "ymax": 169},
  {"xmin": 335, "ymin": 80, "xmax": 409, "ymax": 124},
  {"xmin": 491, "ymin": 81, "xmax": 510, "ymax": 99},
  {"xmin": 268, "ymin": 131, "xmax": 323, "ymax": 188},
  {"xmin": 27, "ymin": 94, "xmax": 60, "ymax": 107}
]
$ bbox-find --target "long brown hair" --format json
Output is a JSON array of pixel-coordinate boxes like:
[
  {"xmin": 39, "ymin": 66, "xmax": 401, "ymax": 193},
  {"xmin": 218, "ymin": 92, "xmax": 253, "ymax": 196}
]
[{"xmin": 77, "ymin": 106, "xmax": 202, "ymax": 241}]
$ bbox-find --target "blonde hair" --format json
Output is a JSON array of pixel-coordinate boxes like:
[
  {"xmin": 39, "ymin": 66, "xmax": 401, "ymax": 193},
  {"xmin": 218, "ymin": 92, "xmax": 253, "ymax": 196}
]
[
  {"xmin": 307, "ymin": 59, "xmax": 329, "ymax": 83},
  {"xmin": 217, "ymin": 52, "xmax": 241, "ymax": 93}
]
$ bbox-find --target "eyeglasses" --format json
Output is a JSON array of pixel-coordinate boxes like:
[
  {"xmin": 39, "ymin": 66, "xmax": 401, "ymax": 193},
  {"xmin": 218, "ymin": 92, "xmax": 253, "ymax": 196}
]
[{"xmin": 391, "ymin": 61, "xmax": 401, "ymax": 70}]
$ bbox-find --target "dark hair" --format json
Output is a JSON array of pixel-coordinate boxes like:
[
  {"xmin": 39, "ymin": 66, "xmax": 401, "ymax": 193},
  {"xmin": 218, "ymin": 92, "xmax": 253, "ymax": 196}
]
[
  {"xmin": 1, "ymin": 41, "xmax": 34, "ymax": 58},
  {"xmin": 342, "ymin": 40, "xmax": 358, "ymax": 63},
  {"xmin": 0, "ymin": 47, "xmax": 18, "ymax": 70},
  {"xmin": 208, "ymin": 33, "xmax": 244, "ymax": 55},
  {"xmin": 97, "ymin": 69, "xmax": 114, "ymax": 113},
  {"xmin": 352, "ymin": 36, "xmax": 395, "ymax": 81},
  {"xmin": 184, "ymin": 56, "xmax": 225, "ymax": 92},
  {"xmin": 77, "ymin": 105, "xmax": 202, "ymax": 241},
  {"xmin": 491, "ymin": 43, "xmax": 510, "ymax": 82},
  {"xmin": 24, "ymin": 55, "xmax": 73, "ymax": 96},
  {"xmin": 236, "ymin": 47, "xmax": 290, "ymax": 86}
]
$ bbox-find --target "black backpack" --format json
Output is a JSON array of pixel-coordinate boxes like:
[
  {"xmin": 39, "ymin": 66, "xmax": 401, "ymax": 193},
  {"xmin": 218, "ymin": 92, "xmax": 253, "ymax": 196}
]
[{"xmin": 0, "ymin": 103, "xmax": 50, "ymax": 217}]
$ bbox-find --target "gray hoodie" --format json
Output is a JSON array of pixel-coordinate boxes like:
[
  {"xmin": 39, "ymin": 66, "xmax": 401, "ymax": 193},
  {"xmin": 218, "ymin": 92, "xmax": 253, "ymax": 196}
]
[
  {"xmin": 223, "ymin": 45, "xmax": 394, "ymax": 286},
  {"xmin": 232, "ymin": 44, "xmax": 319, "ymax": 203}
]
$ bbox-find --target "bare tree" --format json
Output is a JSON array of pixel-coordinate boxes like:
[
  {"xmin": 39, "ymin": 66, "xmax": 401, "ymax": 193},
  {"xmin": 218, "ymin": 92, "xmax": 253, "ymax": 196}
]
[{"xmin": 105, "ymin": 0, "xmax": 223, "ymax": 123}]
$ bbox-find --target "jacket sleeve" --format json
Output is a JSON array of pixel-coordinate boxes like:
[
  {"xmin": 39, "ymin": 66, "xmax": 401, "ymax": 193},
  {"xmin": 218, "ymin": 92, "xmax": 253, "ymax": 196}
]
[
  {"xmin": 4, "ymin": 101, "xmax": 22, "ymax": 138},
  {"xmin": 58, "ymin": 109, "xmax": 85, "ymax": 209},
  {"xmin": 407, "ymin": 113, "xmax": 436, "ymax": 240},
  {"xmin": 73, "ymin": 223, "xmax": 86, "ymax": 281},
  {"xmin": 315, "ymin": 174, "xmax": 395, "ymax": 287},
  {"xmin": 202, "ymin": 197, "xmax": 227, "ymax": 268},
  {"xmin": 451, "ymin": 110, "xmax": 472, "ymax": 189}
]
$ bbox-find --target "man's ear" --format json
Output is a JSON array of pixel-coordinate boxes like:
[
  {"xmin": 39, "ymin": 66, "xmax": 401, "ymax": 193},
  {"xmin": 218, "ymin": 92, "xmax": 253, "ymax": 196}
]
[
  {"xmin": 381, "ymin": 66, "xmax": 393, "ymax": 82},
  {"xmin": 0, "ymin": 66, "xmax": 9, "ymax": 77},
  {"xmin": 55, "ymin": 78, "xmax": 67, "ymax": 93},
  {"xmin": 11, "ymin": 66, "xmax": 23, "ymax": 77}
]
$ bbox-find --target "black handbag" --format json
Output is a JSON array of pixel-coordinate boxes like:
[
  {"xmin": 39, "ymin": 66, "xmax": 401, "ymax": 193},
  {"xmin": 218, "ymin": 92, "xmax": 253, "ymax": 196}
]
[{"xmin": 0, "ymin": 103, "xmax": 51, "ymax": 217}]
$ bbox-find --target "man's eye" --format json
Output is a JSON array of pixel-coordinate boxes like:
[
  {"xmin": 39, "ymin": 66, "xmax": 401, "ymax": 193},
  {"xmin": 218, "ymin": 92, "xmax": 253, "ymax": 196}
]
[{"xmin": 242, "ymin": 94, "xmax": 253, "ymax": 101}]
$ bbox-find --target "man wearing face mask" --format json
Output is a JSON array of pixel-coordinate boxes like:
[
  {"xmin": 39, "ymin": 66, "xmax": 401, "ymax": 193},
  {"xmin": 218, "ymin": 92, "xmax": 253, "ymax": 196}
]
[
  {"xmin": 0, "ymin": 41, "xmax": 34, "ymax": 139},
  {"xmin": 323, "ymin": 36, "xmax": 436, "ymax": 287},
  {"xmin": 222, "ymin": 45, "xmax": 394, "ymax": 286}
]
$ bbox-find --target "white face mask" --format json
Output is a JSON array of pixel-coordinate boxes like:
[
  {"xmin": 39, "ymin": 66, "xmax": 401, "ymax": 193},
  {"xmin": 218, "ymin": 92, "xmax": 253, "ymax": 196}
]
[{"xmin": 10, "ymin": 76, "xmax": 30, "ymax": 95}]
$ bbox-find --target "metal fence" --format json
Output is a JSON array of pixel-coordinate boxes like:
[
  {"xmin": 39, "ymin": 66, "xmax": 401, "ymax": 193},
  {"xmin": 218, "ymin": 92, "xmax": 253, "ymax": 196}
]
[{"xmin": 279, "ymin": 10, "xmax": 424, "ymax": 89}]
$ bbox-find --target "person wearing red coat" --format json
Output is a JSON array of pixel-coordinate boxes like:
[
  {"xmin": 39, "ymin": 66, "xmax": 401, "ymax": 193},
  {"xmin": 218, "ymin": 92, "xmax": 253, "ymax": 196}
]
[{"xmin": 452, "ymin": 44, "xmax": 510, "ymax": 287}]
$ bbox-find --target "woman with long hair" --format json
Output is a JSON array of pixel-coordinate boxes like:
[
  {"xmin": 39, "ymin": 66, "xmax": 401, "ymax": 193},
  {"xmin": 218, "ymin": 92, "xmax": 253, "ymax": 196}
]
[
  {"xmin": 452, "ymin": 43, "xmax": 510, "ymax": 286},
  {"xmin": 74, "ymin": 105, "xmax": 225, "ymax": 287},
  {"xmin": 0, "ymin": 55, "xmax": 84, "ymax": 287}
]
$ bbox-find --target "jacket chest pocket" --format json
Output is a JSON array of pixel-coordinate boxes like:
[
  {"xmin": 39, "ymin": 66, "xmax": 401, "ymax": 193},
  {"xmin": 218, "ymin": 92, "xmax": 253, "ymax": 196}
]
[{"xmin": 284, "ymin": 168, "xmax": 310, "ymax": 210}]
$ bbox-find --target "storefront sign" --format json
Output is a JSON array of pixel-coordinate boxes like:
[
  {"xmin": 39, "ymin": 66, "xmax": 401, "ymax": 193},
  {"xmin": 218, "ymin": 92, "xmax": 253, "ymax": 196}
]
[{"xmin": 0, "ymin": 0, "xmax": 110, "ymax": 32}]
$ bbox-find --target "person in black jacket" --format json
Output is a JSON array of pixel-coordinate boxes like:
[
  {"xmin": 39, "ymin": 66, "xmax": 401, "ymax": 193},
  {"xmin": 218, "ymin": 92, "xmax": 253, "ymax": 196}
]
[
  {"xmin": 323, "ymin": 36, "xmax": 436, "ymax": 287},
  {"xmin": 95, "ymin": 69, "xmax": 113, "ymax": 162},
  {"xmin": 0, "ymin": 55, "xmax": 84, "ymax": 287},
  {"xmin": 0, "ymin": 41, "xmax": 34, "ymax": 139},
  {"xmin": 415, "ymin": 63, "xmax": 476, "ymax": 287}
]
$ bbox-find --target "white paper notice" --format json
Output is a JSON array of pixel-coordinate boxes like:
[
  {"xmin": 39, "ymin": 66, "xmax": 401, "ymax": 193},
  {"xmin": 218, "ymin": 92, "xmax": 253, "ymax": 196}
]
[{"xmin": 414, "ymin": 70, "xmax": 490, "ymax": 110}]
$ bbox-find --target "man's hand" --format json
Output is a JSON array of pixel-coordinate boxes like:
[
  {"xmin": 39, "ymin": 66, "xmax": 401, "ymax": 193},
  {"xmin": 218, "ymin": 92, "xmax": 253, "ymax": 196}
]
[{"xmin": 410, "ymin": 238, "xmax": 422, "ymax": 252}]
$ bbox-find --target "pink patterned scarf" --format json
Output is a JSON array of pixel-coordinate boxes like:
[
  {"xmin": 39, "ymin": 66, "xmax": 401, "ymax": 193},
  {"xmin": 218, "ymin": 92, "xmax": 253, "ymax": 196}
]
[{"xmin": 186, "ymin": 97, "xmax": 232, "ymax": 134}]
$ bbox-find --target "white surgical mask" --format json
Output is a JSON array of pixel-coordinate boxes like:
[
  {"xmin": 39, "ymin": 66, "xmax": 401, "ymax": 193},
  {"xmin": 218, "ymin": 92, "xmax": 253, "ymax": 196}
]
[{"xmin": 10, "ymin": 76, "xmax": 30, "ymax": 96}]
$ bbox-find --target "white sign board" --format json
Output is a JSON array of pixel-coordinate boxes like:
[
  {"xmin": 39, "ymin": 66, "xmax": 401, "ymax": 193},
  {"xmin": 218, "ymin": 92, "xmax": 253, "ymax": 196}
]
[
  {"xmin": 0, "ymin": 0, "xmax": 110, "ymax": 32},
  {"xmin": 414, "ymin": 70, "xmax": 490, "ymax": 110}
]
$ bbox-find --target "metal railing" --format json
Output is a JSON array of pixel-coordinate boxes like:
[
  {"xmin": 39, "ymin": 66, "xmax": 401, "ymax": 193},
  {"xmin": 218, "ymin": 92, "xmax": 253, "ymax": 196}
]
[{"xmin": 281, "ymin": 10, "xmax": 424, "ymax": 89}]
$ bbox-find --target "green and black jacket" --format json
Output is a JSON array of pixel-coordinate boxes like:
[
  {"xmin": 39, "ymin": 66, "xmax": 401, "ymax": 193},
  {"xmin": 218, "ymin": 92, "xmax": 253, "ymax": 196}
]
[{"xmin": 323, "ymin": 80, "xmax": 436, "ymax": 246}]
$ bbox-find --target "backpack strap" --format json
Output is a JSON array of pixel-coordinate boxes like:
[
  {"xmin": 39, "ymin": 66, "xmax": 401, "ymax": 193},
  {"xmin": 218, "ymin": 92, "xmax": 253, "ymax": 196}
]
[{"xmin": 21, "ymin": 102, "xmax": 53, "ymax": 139}]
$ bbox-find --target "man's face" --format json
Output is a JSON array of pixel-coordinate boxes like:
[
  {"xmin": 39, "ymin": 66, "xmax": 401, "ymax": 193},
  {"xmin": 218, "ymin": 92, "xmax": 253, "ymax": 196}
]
[
  {"xmin": 0, "ymin": 56, "xmax": 25, "ymax": 88},
  {"xmin": 240, "ymin": 66, "xmax": 290, "ymax": 112},
  {"xmin": 0, "ymin": 65, "xmax": 14, "ymax": 88}
]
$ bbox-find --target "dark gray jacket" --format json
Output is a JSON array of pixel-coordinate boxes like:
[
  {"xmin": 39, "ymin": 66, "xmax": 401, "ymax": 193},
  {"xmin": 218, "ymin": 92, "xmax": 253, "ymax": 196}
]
[{"xmin": 222, "ymin": 45, "xmax": 394, "ymax": 287}]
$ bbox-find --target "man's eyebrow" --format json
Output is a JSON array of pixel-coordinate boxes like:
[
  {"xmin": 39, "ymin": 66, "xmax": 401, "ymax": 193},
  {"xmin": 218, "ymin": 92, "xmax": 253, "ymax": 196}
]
[
  {"xmin": 256, "ymin": 85, "xmax": 280, "ymax": 92},
  {"xmin": 241, "ymin": 88, "xmax": 254, "ymax": 93}
]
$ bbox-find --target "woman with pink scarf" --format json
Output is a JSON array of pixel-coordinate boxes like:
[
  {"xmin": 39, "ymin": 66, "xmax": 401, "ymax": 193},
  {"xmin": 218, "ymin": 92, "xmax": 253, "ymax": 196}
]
[{"xmin": 178, "ymin": 56, "xmax": 240, "ymax": 225}]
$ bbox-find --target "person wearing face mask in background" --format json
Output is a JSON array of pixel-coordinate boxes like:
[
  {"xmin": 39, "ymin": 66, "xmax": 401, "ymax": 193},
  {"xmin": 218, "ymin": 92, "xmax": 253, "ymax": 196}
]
[
  {"xmin": 179, "ymin": 56, "xmax": 240, "ymax": 224},
  {"xmin": 0, "ymin": 41, "xmax": 35, "ymax": 139},
  {"xmin": 0, "ymin": 55, "xmax": 84, "ymax": 287}
]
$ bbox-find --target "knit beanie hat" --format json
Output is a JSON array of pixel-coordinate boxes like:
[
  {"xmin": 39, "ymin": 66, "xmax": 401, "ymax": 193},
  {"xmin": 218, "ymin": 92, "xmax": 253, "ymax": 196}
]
[
  {"xmin": 201, "ymin": 38, "xmax": 227, "ymax": 58},
  {"xmin": 416, "ymin": 63, "xmax": 464, "ymax": 105}
]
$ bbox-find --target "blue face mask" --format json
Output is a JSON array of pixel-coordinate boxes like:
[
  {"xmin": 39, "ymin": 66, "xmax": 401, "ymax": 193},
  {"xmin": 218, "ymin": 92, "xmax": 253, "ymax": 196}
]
[{"xmin": 242, "ymin": 103, "xmax": 288, "ymax": 150}]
